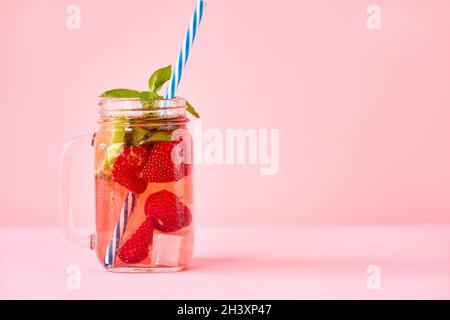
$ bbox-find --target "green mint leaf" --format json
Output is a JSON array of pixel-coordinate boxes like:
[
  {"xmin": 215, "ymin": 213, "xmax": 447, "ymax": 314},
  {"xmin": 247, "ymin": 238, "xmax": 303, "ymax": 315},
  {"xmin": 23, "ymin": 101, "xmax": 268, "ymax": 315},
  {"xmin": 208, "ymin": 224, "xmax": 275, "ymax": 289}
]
[
  {"xmin": 99, "ymin": 118, "xmax": 126, "ymax": 175},
  {"xmin": 111, "ymin": 117, "xmax": 126, "ymax": 144},
  {"xmin": 140, "ymin": 91, "xmax": 161, "ymax": 100},
  {"xmin": 139, "ymin": 131, "xmax": 172, "ymax": 145},
  {"xmin": 186, "ymin": 100, "xmax": 200, "ymax": 118},
  {"xmin": 100, "ymin": 89, "xmax": 141, "ymax": 98},
  {"xmin": 140, "ymin": 91, "xmax": 163, "ymax": 107},
  {"xmin": 148, "ymin": 65, "xmax": 172, "ymax": 93},
  {"xmin": 102, "ymin": 143, "xmax": 123, "ymax": 170},
  {"xmin": 128, "ymin": 127, "xmax": 149, "ymax": 146},
  {"xmin": 148, "ymin": 131, "xmax": 172, "ymax": 141}
]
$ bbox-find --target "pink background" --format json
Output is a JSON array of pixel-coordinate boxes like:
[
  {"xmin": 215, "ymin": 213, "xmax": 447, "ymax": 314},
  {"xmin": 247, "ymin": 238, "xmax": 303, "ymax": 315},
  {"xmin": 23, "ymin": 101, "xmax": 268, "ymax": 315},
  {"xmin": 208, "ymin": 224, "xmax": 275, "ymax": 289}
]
[{"xmin": 1, "ymin": 0, "xmax": 450, "ymax": 228}]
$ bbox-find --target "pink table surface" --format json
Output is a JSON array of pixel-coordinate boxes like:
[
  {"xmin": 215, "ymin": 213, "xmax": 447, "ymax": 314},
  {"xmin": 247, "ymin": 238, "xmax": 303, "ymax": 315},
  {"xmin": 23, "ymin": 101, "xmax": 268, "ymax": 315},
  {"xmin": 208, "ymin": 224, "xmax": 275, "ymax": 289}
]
[{"xmin": 0, "ymin": 225, "xmax": 449, "ymax": 299}]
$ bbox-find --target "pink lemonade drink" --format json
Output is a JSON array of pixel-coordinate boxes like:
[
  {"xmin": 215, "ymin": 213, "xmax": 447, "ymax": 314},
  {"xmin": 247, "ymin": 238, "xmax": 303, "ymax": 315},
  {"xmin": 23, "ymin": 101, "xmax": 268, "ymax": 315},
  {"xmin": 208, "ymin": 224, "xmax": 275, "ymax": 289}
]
[
  {"xmin": 59, "ymin": 1, "xmax": 205, "ymax": 272},
  {"xmin": 93, "ymin": 97, "xmax": 193, "ymax": 272}
]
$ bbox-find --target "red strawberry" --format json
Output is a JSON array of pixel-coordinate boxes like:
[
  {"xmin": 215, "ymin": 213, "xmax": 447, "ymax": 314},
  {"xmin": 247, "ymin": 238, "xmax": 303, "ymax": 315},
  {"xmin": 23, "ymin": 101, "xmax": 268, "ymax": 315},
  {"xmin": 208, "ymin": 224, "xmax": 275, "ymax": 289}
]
[
  {"xmin": 144, "ymin": 190, "xmax": 192, "ymax": 232},
  {"xmin": 140, "ymin": 141, "xmax": 191, "ymax": 183},
  {"xmin": 112, "ymin": 145, "xmax": 150, "ymax": 193},
  {"xmin": 118, "ymin": 218, "xmax": 153, "ymax": 264}
]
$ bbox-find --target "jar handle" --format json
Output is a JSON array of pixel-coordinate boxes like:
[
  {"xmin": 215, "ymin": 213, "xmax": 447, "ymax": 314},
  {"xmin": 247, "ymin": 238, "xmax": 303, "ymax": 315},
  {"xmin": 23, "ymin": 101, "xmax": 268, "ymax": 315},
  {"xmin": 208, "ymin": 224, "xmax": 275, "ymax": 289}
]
[{"xmin": 58, "ymin": 134, "xmax": 95, "ymax": 249}]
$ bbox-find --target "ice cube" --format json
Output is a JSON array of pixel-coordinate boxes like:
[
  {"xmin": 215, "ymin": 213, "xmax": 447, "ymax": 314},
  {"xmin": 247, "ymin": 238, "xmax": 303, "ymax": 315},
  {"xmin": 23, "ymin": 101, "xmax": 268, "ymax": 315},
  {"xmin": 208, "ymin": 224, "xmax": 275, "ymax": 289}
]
[{"xmin": 151, "ymin": 232, "xmax": 183, "ymax": 266}]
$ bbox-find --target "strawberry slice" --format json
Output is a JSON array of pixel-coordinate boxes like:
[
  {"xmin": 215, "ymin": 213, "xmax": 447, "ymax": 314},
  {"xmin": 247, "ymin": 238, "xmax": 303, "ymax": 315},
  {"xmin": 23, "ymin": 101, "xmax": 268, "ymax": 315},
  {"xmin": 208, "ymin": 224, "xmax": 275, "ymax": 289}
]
[
  {"xmin": 144, "ymin": 190, "xmax": 192, "ymax": 232},
  {"xmin": 118, "ymin": 218, "xmax": 153, "ymax": 264},
  {"xmin": 140, "ymin": 141, "xmax": 191, "ymax": 183},
  {"xmin": 112, "ymin": 145, "xmax": 150, "ymax": 193}
]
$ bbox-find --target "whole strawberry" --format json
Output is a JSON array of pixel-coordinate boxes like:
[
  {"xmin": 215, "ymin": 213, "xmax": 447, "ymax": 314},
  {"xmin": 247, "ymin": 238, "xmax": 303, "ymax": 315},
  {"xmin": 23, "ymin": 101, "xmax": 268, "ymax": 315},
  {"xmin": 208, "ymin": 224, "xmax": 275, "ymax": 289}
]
[
  {"xmin": 141, "ymin": 141, "xmax": 191, "ymax": 183},
  {"xmin": 112, "ymin": 144, "xmax": 150, "ymax": 193},
  {"xmin": 144, "ymin": 190, "xmax": 192, "ymax": 232},
  {"xmin": 118, "ymin": 218, "xmax": 153, "ymax": 264}
]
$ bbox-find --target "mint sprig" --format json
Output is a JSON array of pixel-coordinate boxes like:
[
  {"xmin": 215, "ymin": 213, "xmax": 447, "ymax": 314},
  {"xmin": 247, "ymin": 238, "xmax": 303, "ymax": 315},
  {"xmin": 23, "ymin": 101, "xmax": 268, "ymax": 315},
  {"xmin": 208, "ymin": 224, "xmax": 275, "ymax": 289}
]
[
  {"xmin": 100, "ymin": 65, "xmax": 200, "ymax": 118},
  {"xmin": 140, "ymin": 91, "xmax": 161, "ymax": 100},
  {"xmin": 100, "ymin": 89, "xmax": 141, "ymax": 98},
  {"xmin": 138, "ymin": 131, "xmax": 172, "ymax": 145},
  {"xmin": 186, "ymin": 101, "xmax": 200, "ymax": 118},
  {"xmin": 128, "ymin": 127, "xmax": 149, "ymax": 146},
  {"xmin": 148, "ymin": 65, "xmax": 172, "ymax": 93},
  {"xmin": 111, "ymin": 117, "xmax": 126, "ymax": 143},
  {"xmin": 102, "ymin": 142, "xmax": 123, "ymax": 171}
]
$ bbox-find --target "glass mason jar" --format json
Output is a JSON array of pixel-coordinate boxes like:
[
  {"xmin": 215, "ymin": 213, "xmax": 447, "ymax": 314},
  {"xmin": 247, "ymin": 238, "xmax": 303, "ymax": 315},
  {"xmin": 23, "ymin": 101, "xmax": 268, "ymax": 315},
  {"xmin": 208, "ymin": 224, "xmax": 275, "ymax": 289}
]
[{"xmin": 59, "ymin": 98, "xmax": 194, "ymax": 272}]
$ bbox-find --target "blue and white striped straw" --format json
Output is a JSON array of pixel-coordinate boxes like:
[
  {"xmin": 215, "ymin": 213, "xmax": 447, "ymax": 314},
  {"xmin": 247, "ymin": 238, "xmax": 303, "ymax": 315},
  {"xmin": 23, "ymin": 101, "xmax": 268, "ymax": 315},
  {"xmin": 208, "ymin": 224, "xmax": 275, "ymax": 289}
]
[
  {"xmin": 103, "ymin": 193, "xmax": 136, "ymax": 267},
  {"xmin": 165, "ymin": 0, "xmax": 205, "ymax": 99}
]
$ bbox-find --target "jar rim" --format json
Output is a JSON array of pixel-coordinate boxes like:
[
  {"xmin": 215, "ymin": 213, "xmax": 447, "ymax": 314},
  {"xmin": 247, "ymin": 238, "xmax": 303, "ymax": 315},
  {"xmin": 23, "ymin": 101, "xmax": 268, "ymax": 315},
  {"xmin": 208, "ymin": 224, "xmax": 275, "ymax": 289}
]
[
  {"xmin": 98, "ymin": 97, "xmax": 187, "ymax": 123},
  {"xmin": 99, "ymin": 96, "xmax": 186, "ymax": 107}
]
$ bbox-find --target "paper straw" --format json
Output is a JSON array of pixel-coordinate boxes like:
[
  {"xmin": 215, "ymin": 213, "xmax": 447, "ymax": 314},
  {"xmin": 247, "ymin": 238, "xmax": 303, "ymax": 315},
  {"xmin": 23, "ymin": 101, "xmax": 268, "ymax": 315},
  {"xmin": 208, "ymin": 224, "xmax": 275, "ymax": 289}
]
[
  {"xmin": 103, "ymin": 193, "xmax": 136, "ymax": 267},
  {"xmin": 165, "ymin": 0, "xmax": 205, "ymax": 99}
]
